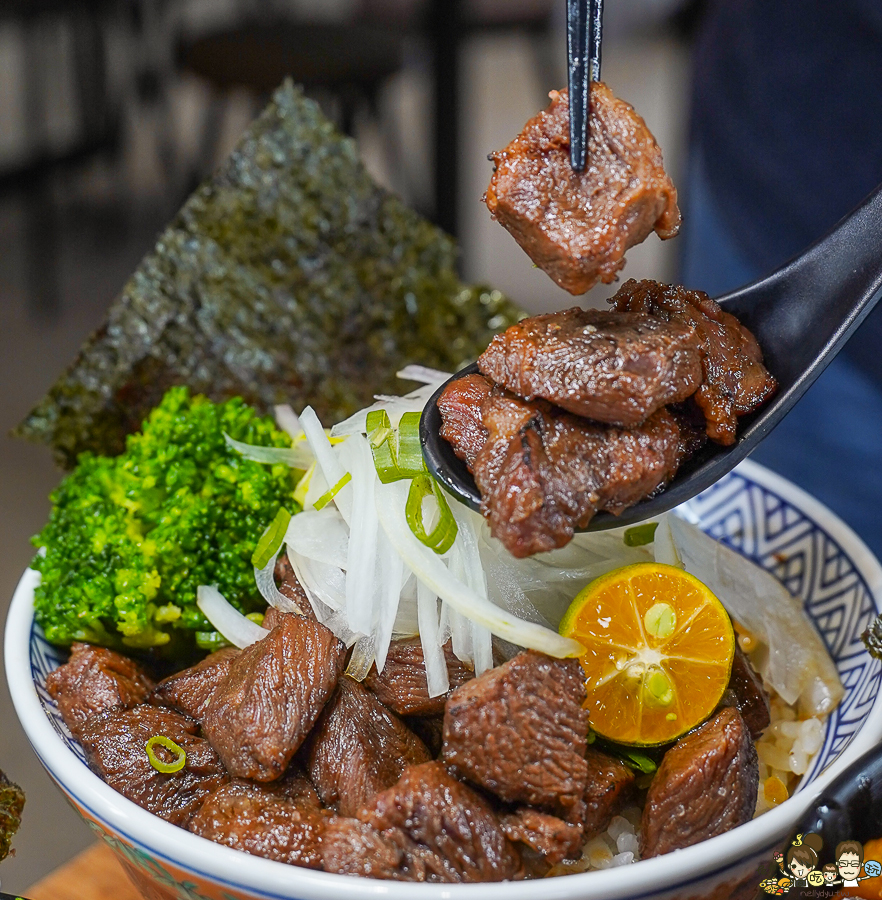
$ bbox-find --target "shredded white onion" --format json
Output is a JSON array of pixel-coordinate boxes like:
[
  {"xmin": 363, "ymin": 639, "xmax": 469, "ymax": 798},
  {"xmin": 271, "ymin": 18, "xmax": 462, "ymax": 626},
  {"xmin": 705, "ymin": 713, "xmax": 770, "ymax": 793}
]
[
  {"xmin": 223, "ymin": 432, "xmax": 313, "ymax": 469},
  {"xmin": 417, "ymin": 580, "xmax": 450, "ymax": 698},
  {"xmin": 196, "ymin": 584, "xmax": 268, "ymax": 648},
  {"xmin": 254, "ymin": 553, "xmax": 302, "ymax": 615},
  {"xmin": 396, "ymin": 364, "xmax": 452, "ymax": 385},
  {"xmin": 273, "ymin": 404, "xmax": 302, "ymax": 441},
  {"xmin": 298, "ymin": 407, "xmax": 352, "ymax": 523}
]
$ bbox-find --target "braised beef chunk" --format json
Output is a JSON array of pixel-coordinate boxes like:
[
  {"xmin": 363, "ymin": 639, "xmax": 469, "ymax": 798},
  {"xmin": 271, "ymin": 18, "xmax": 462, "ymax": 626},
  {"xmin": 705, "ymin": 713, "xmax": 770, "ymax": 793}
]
[
  {"xmin": 273, "ymin": 553, "xmax": 311, "ymax": 617},
  {"xmin": 188, "ymin": 777, "xmax": 324, "ymax": 867},
  {"xmin": 500, "ymin": 807, "xmax": 583, "ymax": 866},
  {"xmin": 321, "ymin": 817, "xmax": 408, "ymax": 879},
  {"xmin": 202, "ymin": 615, "xmax": 346, "ymax": 781},
  {"xmin": 472, "ymin": 390, "xmax": 683, "ymax": 557},
  {"xmin": 405, "ymin": 714, "xmax": 445, "ymax": 758},
  {"xmin": 45, "ymin": 643, "xmax": 154, "ymax": 741},
  {"xmin": 151, "ymin": 647, "xmax": 239, "ymax": 722},
  {"xmin": 305, "ymin": 676, "xmax": 431, "ymax": 816},
  {"xmin": 720, "ymin": 644, "xmax": 771, "ymax": 739},
  {"xmin": 443, "ymin": 650, "xmax": 588, "ymax": 809},
  {"xmin": 641, "ymin": 707, "xmax": 758, "ymax": 858},
  {"xmin": 364, "ymin": 638, "xmax": 475, "ymax": 716},
  {"xmin": 611, "ymin": 279, "xmax": 777, "ymax": 445},
  {"xmin": 485, "ymin": 83, "xmax": 680, "ymax": 295},
  {"xmin": 80, "ymin": 704, "xmax": 227, "ymax": 827},
  {"xmin": 478, "ymin": 308, "xmax": 701, "ymax": 426},
  {"xmin": 360, "ymin": 761, "xmax": 523, "ymax": 883},
  {"xmin": 437, "ymin": 373, "xmax": 492, "ymax": 469},
  {"xmin": 576, "ymin": 746, "xmax": 636, "ymax": 839}
]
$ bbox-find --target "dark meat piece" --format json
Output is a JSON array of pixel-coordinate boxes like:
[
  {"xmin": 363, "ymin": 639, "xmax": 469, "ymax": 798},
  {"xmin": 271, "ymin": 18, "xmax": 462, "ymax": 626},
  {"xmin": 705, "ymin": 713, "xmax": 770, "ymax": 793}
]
[
  {"xmin": 80, "ymin": 704, "xmax": 227, "ymax": 827},
  {"xmin": 719, "ymin": 644, "xmax": 771, "ymax": 740},
  {"xmin": 151, "ymin": 647, "xmax": 239, "ymax": 722},
  {"xmin": 0, "ymin": 770, "xmax": 25, "ymax": 863},
  {"xmin": 273, "ymin": 553, "xmax": 311, "ymax": 617},
  {"xmin": 321, "ymin": 817, "xmax": 408, "ymax": 879},
  {"xmin": 500, "ymin": 807, "xmax": 583, "ymax": 866},
  {"xmin": 188, "ymin": 776, "xmax": 324, "ymax": 867},
  {"xmin": 641, "ymin": 707, "xmax": 759, "ymax": 858},
  {"xmin": 474, "ymin": 389, "xmax": 683, "ymax": 557},
  {"xmin": 443, "ymin": 650, "xmax": 588, "ymax": 810},
  {"xmin": 202, "ymin": 614, "xmax": 346, "ymax": 781},
  {"xmin": 436, "ymin": 373, "xmax": 492, "ymax": 469},
  {"xmin": 305, "ymin": 676, "xmax": 431, "ymax": 816},
  {"xmin": 405, "ymin": 714, "xmax": 445, "ymax": 758},
  {"xmin": 485, "ymin": 84, "xmax": 680, "ymax": 295},
  {"xmin": 360, "ymin": 761, "xmax": 523, "ymax": 883},
  {"xmin": 478, "ymin": 307, "xmax": 701, "ymax": 426},
  {"xmin": 575, "ymin": 746, "xmax": 636, "ymax": 840},
  {"xmin": 45, "ymin": 642, "xmax": 154, "ymax": 742},
  {"xmin": 363, "ymin": 637, "xmax": 475, "ymax": 716},
  {"xmin": 611, "ymin": 279, "xmax": 777, "ymax": 445}
]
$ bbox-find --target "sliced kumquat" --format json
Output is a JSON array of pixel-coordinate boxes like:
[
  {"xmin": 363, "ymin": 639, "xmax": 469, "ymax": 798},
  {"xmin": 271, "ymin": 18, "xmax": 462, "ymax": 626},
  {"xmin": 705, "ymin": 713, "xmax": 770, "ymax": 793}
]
[{"xmin": 559, "ymin": 562, "xmax": 735, "ymax": 746}]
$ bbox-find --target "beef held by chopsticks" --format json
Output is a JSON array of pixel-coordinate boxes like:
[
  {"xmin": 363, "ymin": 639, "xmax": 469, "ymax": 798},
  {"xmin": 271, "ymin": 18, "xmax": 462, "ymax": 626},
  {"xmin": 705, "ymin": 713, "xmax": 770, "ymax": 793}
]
[
  {"xmin": 485, "ymin": 83, "xmax": 680, "ymax": 295},
  {"xmin": 477, "ymin": 307, "xmax": 702, "ymax": 426}
]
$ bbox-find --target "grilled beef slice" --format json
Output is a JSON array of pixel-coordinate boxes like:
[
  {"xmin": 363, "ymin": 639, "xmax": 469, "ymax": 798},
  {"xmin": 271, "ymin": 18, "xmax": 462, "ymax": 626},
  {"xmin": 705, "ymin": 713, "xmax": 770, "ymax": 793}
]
[
  {"xmin": 500, "ymin": 807, "xmax": 583, "ymax": 866},
  {"xmin": 719, "ymin": 644, "xmax": 771, "ymax": 739},
  {"xmin": 611, "ymin": 278, "xmax": 777, "ymax": 445},
  {"xmin": 359, "ymin": 761, "xmax": 523, "ymax": 883},
  {"xmin": 45, "ymin": 643, "xmax": 155, "ymax": 741},
  {"xmin": 575, "ymin": 746, "xmax": 637, "ymax": 839},
  {"xmin": 443, "ymin": 650, "xmax": 588, "ymax": 809},
  {"xmin": 188, "ymin": 775, "xmax": 324, "ymax": 867},
  {"xmin": 80, "ymin": 704, "xmax": 227, "ymax": 827},
  {"xmin": 641, "ymin": 707, "xmax": 759, "ymax": 858},
  {"xmin": 363, "ymin": 637, "xmax": 476, "ymax": 717},
  {"xmin": 474, "ymin": 389, "xmax": 683, "ymax": 557},
  {"xmin": 436, "ymin": 372, "xmax": 492, "ymax": 469},
  {"xmin": 305, "ymin": 676, "xmax": 431, "ymax": 816},
  {"xmin": 202, "ymin": 614, "xmax": 346, "ymax": 781},
  {"xmin": 478, "ymin": 307, "xmax": 701, "ymax": 426},
  {"xmin": 485, "ymin": 83, "xmax": 680, "ymax": 295},
  {"xmin": 151, "ymin": 647, "xmax": 240, "ymax": 722}
]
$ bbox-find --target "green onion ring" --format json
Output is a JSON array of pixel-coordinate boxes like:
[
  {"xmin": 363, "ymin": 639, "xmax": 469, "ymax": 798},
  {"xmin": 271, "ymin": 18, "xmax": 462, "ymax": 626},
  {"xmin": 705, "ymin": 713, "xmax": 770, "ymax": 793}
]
[
  {"xmin": 251, "ymin": 506, "xmax": 292, "ymax": 568},
  {"xmin": 405, "ymin": 474, "xmax": 458, "ymax": 554},
  {"xmin": 313, "ymin": 472, "xmax": 352, "ymax": 510},
  {"xmin": 366, "ymin": 410, "xmax": 427, "ymax": 482},
  {"xmin": 145, "ymin": 735, "xmax": 187, "ymax": 774},
  {"xmin": 623, "ymin": 522, "xmax": 659, "ymax": 547}
]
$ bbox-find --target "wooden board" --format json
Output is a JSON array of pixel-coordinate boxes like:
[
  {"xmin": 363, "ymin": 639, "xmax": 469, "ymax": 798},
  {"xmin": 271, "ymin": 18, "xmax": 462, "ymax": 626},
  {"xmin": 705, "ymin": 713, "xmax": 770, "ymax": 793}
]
[{"xmin": 26, "ymin": 842, "xmax": 143, "ymax": 900}]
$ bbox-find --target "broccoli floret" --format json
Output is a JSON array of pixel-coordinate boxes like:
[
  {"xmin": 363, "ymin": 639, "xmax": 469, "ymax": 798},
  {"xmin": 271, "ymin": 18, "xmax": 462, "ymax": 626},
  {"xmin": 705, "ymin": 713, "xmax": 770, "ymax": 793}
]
[{"xmin": 31, "ymin": 386, "xmax": 297, "ymax": 652}]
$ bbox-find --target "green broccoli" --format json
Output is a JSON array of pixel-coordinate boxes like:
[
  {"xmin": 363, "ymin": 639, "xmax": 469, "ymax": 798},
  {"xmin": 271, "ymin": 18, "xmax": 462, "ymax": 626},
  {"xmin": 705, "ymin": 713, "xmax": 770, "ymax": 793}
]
[{"xmin": 31, "ymin": 386, "xmax": 298, "ymax": 653}]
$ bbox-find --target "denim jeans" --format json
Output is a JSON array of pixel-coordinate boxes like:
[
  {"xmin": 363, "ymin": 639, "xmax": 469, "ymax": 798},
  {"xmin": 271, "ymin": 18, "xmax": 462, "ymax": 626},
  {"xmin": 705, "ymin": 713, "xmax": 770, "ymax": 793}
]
[{"xmin": 679, "ymin": 152, "xmax": 882, "ymax": 560}]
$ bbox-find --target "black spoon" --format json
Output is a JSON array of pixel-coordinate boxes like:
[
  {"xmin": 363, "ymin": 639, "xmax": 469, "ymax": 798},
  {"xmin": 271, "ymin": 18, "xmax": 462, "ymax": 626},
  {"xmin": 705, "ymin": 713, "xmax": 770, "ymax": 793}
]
[{"xmin": 420, "ymin": 180, "xmax": 882, "ymax": 531}]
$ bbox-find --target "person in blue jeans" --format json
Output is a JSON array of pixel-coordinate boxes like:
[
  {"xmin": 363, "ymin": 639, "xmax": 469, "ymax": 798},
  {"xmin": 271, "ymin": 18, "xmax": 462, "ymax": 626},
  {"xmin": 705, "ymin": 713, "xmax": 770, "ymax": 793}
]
[{"xmin": 678, "ymin": 0, "xmax": 882, "ymax": 559}]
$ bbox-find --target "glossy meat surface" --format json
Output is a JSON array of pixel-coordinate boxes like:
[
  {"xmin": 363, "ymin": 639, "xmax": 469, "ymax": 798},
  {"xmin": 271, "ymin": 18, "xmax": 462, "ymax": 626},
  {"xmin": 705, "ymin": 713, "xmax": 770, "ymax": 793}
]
[
  {"xmin": 443, "ymin": 650, "xmax": 588, "ymax": 810},
  {"xmin": 478, "ymin": 307, "xmax": 701, "ymax": 425},
  {"xmin": 80, "ymin": 704, "xmax": 227, "ymax": 827},
  {"xmin": 474, "ymin": 389, "xmax": 683, "ymax": 557},
  {"xmin": 305, "ymin": 676, "xmax": 431, "ymax": 817},
  {"xmin": 720, "ymin": 644, "xmax": 771, "ymax": 739},
  {"xmin": 576, "ymin": 746, "xmax": 636, "ymax": 840},
  {"xmin": 485, "ymin": 84, "xmax": 680, "ymax": 295},
  {"xmin": 360, "ymin": 761, "xmax": 523, "ymax": 883},
  {"xmin": 188, "ymin": 776, "xmax": 324, "ymax": 867},
  {"xmin": 45, "ymin": 642, "xmax": 154, "ymax": 741},
  {"xmin": 363, "ymin": 637, "xmax": 476, "ymax": 717},
  {"xmin": 202, "ymin": 614, "xmax": 346, "ymax": 781},
  {"xmin": 500, "ymin": 807, "xmax": 583, "ymax": 866},
  {"xmin": 436, "ymin": 373, "xmax": 492, "ymax": 469},
  {"xmin": 320, "ymin": 817, "xmax": 408, "ymax": 879},
  {"xmin": 151, "ymin": 647, "xmax": 240, "ymax": 722},
  {"xmin": 641, "ymin": 707, "xmax": 758, "ymax": 858},
  {"xmin": 611, "ymin": 279, "xmax": 777, "ymax": 444}
]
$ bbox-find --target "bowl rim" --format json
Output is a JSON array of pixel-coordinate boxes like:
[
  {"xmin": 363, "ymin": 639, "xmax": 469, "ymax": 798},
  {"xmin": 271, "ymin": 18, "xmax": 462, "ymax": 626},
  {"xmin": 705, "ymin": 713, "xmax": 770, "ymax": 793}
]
[{"xmin": 7, "ymin": 459, "xmax": 882, "ymax": 900}]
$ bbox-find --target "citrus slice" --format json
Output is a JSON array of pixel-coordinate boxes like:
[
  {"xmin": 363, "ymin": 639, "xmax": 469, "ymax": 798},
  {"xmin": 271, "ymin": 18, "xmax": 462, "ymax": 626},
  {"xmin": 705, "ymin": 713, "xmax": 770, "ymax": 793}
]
[{"xmin": 560, "ymin": 562, "xmax": 735, "ymax": 746}]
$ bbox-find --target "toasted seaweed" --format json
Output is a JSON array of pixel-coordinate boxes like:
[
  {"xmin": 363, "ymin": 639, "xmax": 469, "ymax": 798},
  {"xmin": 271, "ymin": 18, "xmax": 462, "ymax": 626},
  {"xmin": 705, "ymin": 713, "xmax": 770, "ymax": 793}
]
[
  {"xmin": 16, "ymin": 81, "xmax": 522, "ymax": 468},
  {"xmin": 0, "ymin": 770, "xmax": 24, "ymax": 863}
]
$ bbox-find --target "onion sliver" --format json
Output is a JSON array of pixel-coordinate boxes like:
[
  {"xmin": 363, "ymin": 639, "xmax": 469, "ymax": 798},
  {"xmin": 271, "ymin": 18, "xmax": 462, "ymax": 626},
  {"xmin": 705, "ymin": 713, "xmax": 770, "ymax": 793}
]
[
  {"xmin": 396, "ymin": 364, "xmax": 452, "ymax": 384},
  {"xmin": 254, "ymin": 554, "xmax": 302, "ymax": 615},
  {"xmin": 417, "ymin": 581, "xmax": 449, "ymax": 698},
  {"xmin": 375, "ymin": 480, "xmax": 583, "ymax": 658},
  {"xmin": 299, "ymin": 407, "xmax": 352, "ymax": 523},
  {"xmin": 196, "ymin": 585, "xmax": 268, "ymax": 648},
  {"xmin": 273, "ymin": 404, "xmax": 302, "ymax": 441},
  {"xmin": 223, "ymin": 433, "xmax": 312, "ymax": 469}
]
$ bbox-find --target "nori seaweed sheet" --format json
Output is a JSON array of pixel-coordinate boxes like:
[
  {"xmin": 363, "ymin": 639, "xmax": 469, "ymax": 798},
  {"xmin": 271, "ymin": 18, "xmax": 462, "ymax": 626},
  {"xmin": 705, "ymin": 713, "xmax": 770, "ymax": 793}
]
[
  {"xmin": 0, "ymin": 770, "xmax": 24, "ymax": 863},
  {"xmin": 16, "ymin": 81, "xmax": 522, "ymax": 468}
]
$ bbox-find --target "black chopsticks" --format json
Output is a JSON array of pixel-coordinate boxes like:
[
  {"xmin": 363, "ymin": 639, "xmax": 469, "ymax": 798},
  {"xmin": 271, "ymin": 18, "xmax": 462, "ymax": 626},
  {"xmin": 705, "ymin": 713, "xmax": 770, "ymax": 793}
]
[{"xmin": 567, "ymin": 0, "xmax": 604, "ymax": 173}]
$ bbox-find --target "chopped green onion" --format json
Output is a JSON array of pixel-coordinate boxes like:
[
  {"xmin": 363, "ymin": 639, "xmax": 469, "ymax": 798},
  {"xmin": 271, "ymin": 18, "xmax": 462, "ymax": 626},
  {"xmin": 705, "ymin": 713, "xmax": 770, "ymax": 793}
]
[
  {"xmin": 251, "ymin": 507, "xmax": 292, "ymax": 569},
  {"xmin": 397, "ymin": 412, "xmax": 426, "ymax": 476},
  {"xmin": 405, "ymin": 475, "xmax": 458, "ymax": 554},
  {"xmin": 366, "ymin": 410, "xmax": 427, "ymax": 482},
  {"xmin": 623, "ymin": 522, "xmax": 658, "ymax": 547},
  {"xmin": 145, "ymin": 735, "xmax": 187, "ymax": 774},
  {"xmin": 313, "ymin": 472, "xmax": 352, "ymax": 510}
]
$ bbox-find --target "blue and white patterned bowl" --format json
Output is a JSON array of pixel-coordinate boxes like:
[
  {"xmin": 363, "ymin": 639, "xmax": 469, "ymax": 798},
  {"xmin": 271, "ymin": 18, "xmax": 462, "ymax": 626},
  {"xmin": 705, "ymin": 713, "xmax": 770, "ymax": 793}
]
[{"xmin": 6, "ymin": 460, "xmax": 882, "ymax": 900}]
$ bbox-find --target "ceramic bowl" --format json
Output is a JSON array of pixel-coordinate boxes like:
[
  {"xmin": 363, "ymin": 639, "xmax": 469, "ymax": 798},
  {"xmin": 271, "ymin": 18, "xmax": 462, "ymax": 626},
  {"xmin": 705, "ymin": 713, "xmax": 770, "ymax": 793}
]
[{"xmin": 6, "ymin": 459, "xmax": 882, "ymax": 900}]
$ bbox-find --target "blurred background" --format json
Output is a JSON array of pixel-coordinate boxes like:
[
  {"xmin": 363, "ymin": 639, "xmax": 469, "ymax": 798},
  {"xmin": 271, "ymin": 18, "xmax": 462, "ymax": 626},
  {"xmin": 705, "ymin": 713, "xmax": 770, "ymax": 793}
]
[{"xmin": 0, "ymin": 0, "xmax": 697, "ymax": 891}]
